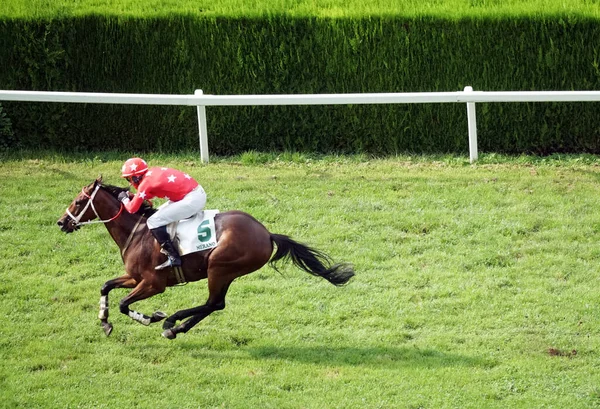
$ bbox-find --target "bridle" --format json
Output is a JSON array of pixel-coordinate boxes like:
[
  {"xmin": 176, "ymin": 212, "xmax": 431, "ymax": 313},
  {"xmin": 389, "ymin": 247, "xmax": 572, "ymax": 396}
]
[{"xmin": 66, "ymin": 184, "xmax": 124, "ymax": 227}]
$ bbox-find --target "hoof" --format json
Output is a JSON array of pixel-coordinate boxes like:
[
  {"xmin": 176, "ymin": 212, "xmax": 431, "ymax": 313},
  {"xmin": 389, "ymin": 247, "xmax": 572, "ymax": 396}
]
[
  {"xmin": 162, "ymin": 328, "xmax": 176, "ymax": 340},
  {"xmin": 102, "ymin": 322, "xmax": 113, "ymax": 337},
  {"xmin": 151, "ymin": 311, "xmax": 168, "ymax": 323}
]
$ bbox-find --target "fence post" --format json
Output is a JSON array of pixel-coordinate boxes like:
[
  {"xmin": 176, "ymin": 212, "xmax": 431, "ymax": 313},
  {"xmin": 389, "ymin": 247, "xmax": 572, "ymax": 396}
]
[
  {"xmin": 464, "ymin": 86, "xmax": 478, "ymax": 163},
  {"xmin": 195, "ymin": 89, "xmax": 209, "ymax": 163}
]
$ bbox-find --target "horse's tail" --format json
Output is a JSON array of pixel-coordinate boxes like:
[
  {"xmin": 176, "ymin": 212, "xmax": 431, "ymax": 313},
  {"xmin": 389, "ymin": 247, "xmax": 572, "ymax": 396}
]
[{"xmin": 269, "ymin": 233, "xmax": 355, "ymax": 286}]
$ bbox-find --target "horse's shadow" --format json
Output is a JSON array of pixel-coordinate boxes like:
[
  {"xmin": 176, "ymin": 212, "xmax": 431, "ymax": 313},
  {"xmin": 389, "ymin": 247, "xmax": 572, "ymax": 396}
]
[
  {"xmin": 160, "ymin": 339, "xmax": 495, "ymax": 369},
  {"xmin": 245, "ymin": 345, "xmax": 494, "ymax": 369}
]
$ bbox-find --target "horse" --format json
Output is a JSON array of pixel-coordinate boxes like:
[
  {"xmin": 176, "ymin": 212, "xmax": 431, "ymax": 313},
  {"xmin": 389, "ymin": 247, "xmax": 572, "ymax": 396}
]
[{"xmin": 57, "ymin": 177, "xmax": 355, "ymax": 339}]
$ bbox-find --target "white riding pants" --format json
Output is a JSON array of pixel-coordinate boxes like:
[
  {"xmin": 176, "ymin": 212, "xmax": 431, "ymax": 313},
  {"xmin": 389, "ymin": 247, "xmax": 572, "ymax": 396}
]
[{"xmin": 147, "ymin": 186, "xmax": 207, "ymax": 229}]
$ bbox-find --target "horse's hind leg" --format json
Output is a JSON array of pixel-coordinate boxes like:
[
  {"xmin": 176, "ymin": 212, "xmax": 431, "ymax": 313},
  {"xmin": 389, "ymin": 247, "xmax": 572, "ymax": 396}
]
[
  {"xmin": 99, "ymin": 275, "xmax": 138, "ymax": 336},
  {"xmin": 162, "ymin": 279, "xmax": 232, "ymax": 340}
]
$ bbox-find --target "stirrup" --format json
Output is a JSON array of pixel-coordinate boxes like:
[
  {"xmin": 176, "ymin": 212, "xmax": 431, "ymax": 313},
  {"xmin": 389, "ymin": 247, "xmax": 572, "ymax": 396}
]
[{"xmin": 155, "ymin": 256, "xmax": 182, "ymax": 270}]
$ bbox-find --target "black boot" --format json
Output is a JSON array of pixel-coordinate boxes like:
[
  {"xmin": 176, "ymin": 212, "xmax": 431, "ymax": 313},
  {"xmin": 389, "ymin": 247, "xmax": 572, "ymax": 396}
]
[{"xmin": 150, "ymin": 226, "xmax": 182, "ymax": 270}]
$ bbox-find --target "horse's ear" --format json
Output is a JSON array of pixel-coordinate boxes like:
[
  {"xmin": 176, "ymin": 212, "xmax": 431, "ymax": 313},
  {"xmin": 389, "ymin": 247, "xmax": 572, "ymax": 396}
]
[{"xmin": 95, "ymin": 175, "xmax": 103, "ymax": 186}]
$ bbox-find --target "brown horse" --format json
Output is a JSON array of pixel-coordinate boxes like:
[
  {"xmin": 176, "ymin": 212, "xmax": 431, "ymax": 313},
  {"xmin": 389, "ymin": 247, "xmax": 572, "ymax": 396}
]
[{"xmin": 57, "ymin": 177, "xmax": 354, "ymax": 339}]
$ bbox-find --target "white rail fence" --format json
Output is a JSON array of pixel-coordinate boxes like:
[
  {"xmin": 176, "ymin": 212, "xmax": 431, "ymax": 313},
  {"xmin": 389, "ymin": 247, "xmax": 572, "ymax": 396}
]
[{"xmin": 2, "ymin": 86, "xmax": 600, "ymax": 163}]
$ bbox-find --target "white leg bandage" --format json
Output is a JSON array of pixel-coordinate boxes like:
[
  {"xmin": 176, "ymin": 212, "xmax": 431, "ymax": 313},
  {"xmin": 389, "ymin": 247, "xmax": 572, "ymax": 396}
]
[
  {"xmin": 98, "ymin": 295, "xmax": 108, "ymax": 319},
  {"xmin": 128, "ymin": 310, "xmax": 151, "ymax": 326}
]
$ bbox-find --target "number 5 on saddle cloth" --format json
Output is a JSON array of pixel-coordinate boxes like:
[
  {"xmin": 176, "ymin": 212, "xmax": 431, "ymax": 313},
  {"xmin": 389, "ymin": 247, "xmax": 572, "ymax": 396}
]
[{"xmin": 166, "ymin": 209, "xmax": 220, "ymax": 255}]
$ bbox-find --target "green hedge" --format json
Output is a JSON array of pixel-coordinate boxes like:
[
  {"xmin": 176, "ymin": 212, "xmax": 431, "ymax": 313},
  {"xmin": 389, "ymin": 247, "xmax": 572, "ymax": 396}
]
[{"xmin": 1, "ymin": 16, "xmax": 600, "ymax": 154}]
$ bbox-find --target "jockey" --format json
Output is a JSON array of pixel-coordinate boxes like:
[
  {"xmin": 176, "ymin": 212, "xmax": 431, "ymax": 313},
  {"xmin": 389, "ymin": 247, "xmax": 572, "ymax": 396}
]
[{"xmin": 118, "ymin": 157, "xmax": 206, "ymax": 270}]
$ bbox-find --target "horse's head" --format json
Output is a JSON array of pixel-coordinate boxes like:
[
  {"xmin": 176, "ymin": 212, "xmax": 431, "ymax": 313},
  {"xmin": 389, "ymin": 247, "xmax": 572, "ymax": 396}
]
[
  {"xmin": 57, "ymin": 176, "xmax": 106, "ymax": 233},
  {"xmin": 58, "ymin": 176, "xmax": 153, "ymax": 233}
]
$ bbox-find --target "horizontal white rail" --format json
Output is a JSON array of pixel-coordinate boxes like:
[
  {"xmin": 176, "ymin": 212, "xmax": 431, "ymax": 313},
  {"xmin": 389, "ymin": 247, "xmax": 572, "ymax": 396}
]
[
  {"xmin": 0, "ymin": 90, "xmax": 600, "ymax": 106},
  {"xmin": 0, "ymin": 90, "xmax": 471, "ymax": 105},
  {"xmin": 3, "ymin": 89, "xmax": 600, "ymax": 105},
  {"xmin": 2, "ymin": 87, "xmax": 600, "ymax": 163}
]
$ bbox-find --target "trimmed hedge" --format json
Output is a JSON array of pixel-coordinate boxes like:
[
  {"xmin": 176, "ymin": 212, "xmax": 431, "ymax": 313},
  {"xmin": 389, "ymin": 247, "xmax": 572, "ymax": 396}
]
[{"xmin": 1, "ymin": 16, "xmax": 600, "ymax": 154}]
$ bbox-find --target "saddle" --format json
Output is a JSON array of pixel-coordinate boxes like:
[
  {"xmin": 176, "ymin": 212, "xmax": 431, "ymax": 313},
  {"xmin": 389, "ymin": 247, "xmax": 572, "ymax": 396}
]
[{"xmin": 166, "ymin": 210, "xmax": 219, "ymax": 255}]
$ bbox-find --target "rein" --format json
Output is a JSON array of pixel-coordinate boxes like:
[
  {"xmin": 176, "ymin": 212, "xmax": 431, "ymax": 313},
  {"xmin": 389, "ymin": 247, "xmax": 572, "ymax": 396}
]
[
  {"xmin": 66, "ymin": 184, "xmax": 124, "ymax": 226},
  {"xmin": 121, "ymin": 215, "xmax": 144, "ymax": 258}
]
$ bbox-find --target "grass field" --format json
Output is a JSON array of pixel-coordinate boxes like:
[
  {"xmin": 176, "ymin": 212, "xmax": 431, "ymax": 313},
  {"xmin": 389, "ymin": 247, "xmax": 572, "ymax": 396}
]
[
  {"xmin": 2, "ymin": 151, "xmax": 600, "ymax": 408},
  {"xmin": 2, "ymin": 0, "xmax": 600, "ymax": 18}
]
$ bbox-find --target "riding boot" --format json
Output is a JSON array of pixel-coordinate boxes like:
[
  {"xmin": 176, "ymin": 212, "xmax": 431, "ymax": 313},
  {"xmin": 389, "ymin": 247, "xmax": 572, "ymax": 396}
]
[{"xmin": 150, "ymin": 226, "xmax": 182, "ymax": 270}]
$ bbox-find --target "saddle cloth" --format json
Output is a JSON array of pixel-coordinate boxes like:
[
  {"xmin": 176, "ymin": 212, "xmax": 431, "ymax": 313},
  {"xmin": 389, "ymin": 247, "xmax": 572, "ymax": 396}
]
[{"xmin": 166, "ymin": 210, "xmax": 219, "ymax": 256}]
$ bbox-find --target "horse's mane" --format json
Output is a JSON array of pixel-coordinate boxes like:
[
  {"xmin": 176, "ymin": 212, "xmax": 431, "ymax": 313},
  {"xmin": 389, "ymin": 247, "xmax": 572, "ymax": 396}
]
[{"xmin": 100, "ymin": 184, "xmax": 157, "ymax": 217}]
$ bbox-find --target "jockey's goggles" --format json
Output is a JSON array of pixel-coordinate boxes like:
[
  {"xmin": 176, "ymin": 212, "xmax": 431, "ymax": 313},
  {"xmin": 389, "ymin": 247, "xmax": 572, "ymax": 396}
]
[{"xmin": 126, "ymin": 175, "xmax": 143, "ymax": 185}]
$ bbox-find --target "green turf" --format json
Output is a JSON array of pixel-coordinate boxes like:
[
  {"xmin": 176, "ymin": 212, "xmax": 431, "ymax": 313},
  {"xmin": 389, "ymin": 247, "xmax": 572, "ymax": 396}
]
[
  {"xmin": 2, "ymin": 0, "xmax": 600, "ymax": 18},
  {"xmin": 1, "ymin": 151, "xmax": 600, "ymax": 408}
]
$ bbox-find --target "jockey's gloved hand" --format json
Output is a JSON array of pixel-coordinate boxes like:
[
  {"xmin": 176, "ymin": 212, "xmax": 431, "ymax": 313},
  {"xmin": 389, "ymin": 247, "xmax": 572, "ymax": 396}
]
[{"xmin": 118, "ymin": 191, "xmax": 130, "ymax": 204}]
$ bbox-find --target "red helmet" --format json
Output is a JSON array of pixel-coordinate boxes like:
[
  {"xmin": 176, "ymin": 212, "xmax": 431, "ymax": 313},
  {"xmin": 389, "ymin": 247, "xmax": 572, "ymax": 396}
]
[{"xmin": 121, "ymin": 158, "xmax": 148, "ymax": 178}]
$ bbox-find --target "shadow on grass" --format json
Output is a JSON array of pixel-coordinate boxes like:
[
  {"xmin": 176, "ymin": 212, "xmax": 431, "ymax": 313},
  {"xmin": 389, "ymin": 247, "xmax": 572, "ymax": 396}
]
[
  {"xmin": 162, "ymin": 340, "xmax": 495, "ymax": 369},
  {"xmin": 245, "ymin": 345, "xmax": 495, "ymax": 369}
]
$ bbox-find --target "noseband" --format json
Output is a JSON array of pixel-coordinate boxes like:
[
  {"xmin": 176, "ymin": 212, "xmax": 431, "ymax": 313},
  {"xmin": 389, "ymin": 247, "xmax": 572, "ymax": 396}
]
[{"xmin": 66, "ymin": 184, "xmax": 124, "ymax": 226}]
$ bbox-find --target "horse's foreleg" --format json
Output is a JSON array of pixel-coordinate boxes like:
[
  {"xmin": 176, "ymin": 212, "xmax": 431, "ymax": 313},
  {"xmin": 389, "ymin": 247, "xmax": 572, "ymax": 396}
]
[
  {"xmin": 162, "ymin": 279, "xmax": 231, "ymax": 339},
  {"xmin": 118, "ymin": 279, "xmax": 167, "ymax": 327},
  {"xmin": 99, "ymin": 275, "xmax": 137, "ymax": 336}
]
